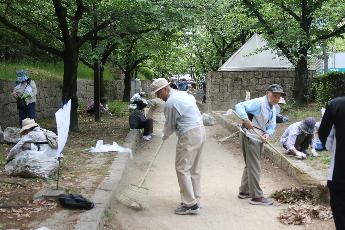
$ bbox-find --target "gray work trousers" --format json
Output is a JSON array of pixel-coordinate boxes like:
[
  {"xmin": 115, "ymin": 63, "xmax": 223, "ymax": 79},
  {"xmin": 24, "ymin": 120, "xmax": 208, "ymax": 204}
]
[
  {"xmin": 239, "ymin": 132, "xmax": 264, "ymax": 198},
  {"xmin": 176, "ymin": 126, "xmax": 206, "ymax": 207}
]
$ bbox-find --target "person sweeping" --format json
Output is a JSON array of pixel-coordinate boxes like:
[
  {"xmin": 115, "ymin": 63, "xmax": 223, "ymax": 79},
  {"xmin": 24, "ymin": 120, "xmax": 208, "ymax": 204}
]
[
  {"xmin": 234, "ymin": 84, "xmax": 285, "ymax": 205},
  {"xmin": 151, "ymin": 78, "xmax": 206, "ymax": 215}
]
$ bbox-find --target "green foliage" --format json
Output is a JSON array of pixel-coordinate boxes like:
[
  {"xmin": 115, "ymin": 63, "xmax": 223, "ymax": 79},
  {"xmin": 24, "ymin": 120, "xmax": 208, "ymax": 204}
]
[
  {"xmin": 284, "ymin": 103, "xmax": 321, "ymax": 124},
  {"xmin": 136, "ymin": 66, "xmax": 154, "ymax": 80},
  {"xmin": 312, "ymin": 72, "xmax": 345, "ymax": 106},
  {"xmin": 108, "ymin": 100, "xmax": 129, "ymax": 116},
  {"xmin": 0, "ymin": 62, "xmax": 113, "ymax": 80}
]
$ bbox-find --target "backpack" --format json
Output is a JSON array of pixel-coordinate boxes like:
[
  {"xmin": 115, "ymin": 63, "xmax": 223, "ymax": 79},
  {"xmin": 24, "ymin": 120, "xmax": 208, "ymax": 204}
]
[
  {"xmin": 40, "ymin": 128, "xmax": 58, "ymax": 149},
  {"xmin": 57, "ymin": 194, "xmax": 95, "ymax": 210}
]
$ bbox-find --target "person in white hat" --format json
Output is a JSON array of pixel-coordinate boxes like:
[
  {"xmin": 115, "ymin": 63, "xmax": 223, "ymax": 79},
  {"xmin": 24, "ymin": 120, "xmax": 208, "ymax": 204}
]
[
  {"xmin": 6, "ymin": 118, "xmax": 58, "ymax": 162},
  {"xmin": 5, "ymin": 118, "xmax": 58, "ymax": 178},
  {"xmin": 151, "ymin": 78, "xmax": 205, "ymax": 215},
  {"xmin": 274, "ymin": 97, "xmax": 288, "ymax": 123}
]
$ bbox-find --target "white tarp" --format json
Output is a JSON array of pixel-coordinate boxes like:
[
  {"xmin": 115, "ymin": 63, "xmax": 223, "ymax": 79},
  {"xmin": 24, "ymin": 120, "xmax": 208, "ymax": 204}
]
[
  {"xmin": 55, "ymin": 100, "xmax": 71, "ymax": 158},
  {"xmin": 218, "ymin": 33, "xmax": 292, "ymax": 71}
]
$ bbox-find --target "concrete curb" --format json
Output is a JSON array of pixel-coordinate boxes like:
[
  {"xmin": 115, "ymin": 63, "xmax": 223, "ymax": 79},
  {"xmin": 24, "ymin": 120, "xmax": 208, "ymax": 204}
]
[
  {"xmin": 212, "ymin": 111, "xmax": 329, "ymax": 202},
  {"xmin": 74, "ymin": 104, "xmax": 157, "ymax": 230}
]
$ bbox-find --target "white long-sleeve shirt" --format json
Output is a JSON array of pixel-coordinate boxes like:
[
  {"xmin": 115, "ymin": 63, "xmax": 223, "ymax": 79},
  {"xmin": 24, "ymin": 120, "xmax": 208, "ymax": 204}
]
[
  {"xmin": 163, "ymin": 89, "xmax": 203, "ymax": 138},
  {"xmin": 13, "ymin": 80, "xmax": 37, "ymax": 104},
  {"xmin": 280, "ymin": 121, "xmax": 314, "ymax": 151}
]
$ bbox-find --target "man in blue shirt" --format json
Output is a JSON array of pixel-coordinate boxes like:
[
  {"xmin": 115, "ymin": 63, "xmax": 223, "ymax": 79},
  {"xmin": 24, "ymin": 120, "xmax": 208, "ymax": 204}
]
[
  {"xmin": 235, "ymin": 84, "xmax": 285, "ymax": 205},
  {"xmin": 178, "ymin": 78, "xmax": 188, "ymax": 91}
]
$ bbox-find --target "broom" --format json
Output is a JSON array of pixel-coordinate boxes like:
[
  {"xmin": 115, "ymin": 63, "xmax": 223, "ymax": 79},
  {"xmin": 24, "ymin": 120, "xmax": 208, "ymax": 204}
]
[
  {"xmin": 117, "ymin": 140, "xmax": 164, "ymax": 210},
  {"xmin": 230, "ymin": 109, "xmax": 303, "ymax": 171}
]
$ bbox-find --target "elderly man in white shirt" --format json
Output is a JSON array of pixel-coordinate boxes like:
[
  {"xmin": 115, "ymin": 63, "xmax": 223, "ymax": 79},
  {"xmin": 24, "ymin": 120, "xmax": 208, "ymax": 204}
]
[
  {"xmin": 151, "ymin": 78, "xmax": 206, "ymax": 215},
  {"xmin": 280, "ymin": 117, "xmax": 319, "ymax": 159}
]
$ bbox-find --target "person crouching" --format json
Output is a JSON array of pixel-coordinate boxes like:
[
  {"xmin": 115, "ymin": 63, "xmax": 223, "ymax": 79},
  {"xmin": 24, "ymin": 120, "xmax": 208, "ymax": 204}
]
[
  {"xmin": 280, "ymin": 117, "xmax": 318, "ymax": 159},
  {"xmin": 129, "ymin": 100, "xmax": 153, "ymax": 141}
]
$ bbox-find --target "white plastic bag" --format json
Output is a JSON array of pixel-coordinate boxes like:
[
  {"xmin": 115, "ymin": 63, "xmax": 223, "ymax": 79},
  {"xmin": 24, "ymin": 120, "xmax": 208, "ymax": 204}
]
[{"xmin": 89, "ymin": 140, "xmax": 133, "ymax": 159}]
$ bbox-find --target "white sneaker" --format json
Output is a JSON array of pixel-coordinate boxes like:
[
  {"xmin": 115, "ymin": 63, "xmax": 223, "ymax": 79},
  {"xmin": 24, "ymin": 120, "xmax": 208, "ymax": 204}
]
[{"xmin": 143, "ymin": 135, "xmax": 151, "ymax": 141}]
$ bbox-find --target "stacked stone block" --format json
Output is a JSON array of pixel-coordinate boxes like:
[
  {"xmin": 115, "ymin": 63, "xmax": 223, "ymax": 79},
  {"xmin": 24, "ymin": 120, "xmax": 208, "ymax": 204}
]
[
  {"xmin": 0, "ymin": 79, "xmax": 132, "ymax": 128},
  {"xmin": 207, "ymin": 70, "xmax": 313, "ymax": 111}
]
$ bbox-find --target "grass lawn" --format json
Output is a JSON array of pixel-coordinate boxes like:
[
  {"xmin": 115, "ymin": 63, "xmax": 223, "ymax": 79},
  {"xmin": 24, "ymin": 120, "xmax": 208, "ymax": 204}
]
[
  {"xmin": 0, "ymin": 62, "xmax": 114, "ymax": 81},
  {"xmin": 272, "ymin": 102, "xmax": 331, "ymax": 171}
]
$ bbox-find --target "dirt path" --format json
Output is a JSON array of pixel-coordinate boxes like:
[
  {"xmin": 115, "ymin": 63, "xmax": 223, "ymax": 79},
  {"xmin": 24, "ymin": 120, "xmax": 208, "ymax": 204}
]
[{"xmin": 104, "ymin": 105, "xmax": 335, "ymax": 230}]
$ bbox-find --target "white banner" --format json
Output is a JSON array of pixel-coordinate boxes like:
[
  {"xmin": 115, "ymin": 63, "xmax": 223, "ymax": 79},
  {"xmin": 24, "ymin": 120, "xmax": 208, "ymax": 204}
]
[{"xmin": 55, "ymin": 100, "xmax": 71, "ymax": 158}]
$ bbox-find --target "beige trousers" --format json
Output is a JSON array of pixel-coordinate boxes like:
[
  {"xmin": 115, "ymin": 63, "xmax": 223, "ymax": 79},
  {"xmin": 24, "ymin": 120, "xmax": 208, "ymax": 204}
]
[{"xmin": 176, "ymin": 126, "xmax": 206, "ymax": 207}]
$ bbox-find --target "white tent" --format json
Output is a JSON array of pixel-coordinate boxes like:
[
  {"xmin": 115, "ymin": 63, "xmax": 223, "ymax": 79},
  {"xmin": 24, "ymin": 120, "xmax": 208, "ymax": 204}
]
[{"xmin": 218, "ymin": 33, "xmax": 293, "ymax": 71}]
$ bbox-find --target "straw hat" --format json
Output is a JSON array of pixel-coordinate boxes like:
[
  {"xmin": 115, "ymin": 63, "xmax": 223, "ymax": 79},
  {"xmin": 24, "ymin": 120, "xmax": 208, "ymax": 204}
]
[
  {"xmin": 150, "ymin": 78, "xmax": 170, "ymax": 95},
  {"xmin": 20, "ymin": 118, "xmax": 39, "ymax": 134}
]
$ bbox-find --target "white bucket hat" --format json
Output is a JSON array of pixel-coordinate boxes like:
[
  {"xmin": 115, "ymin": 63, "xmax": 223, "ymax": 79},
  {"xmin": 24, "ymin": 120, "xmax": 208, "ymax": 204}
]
[
  {"xmin": 150, "ymin": 78, "xmax": 170, "ymax": 95},
  {"xmin": 278, "ymin": 97, "xmax": 286, "ymax": 104},
  {"xmin": 20, "ymin": 118, "xmax": 39, "ymax": 134}
]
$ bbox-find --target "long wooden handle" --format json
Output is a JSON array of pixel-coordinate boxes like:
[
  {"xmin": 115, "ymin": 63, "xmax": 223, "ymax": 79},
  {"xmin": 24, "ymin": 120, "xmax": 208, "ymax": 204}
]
[
  {"xmin": 138, "ymin": 141, "xmax": 164, "ymax": 187},
  {"xmin": 230, "ymin": 109, "xmax": 302, "ymax": 171},
  {"xmin": 218, "ymin": 131, "xmax": 240, "ymax": 142}
]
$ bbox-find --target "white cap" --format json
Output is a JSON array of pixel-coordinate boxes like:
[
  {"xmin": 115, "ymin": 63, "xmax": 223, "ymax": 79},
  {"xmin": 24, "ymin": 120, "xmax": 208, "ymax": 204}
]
[{"xmin": 150, "ymin": 78, "xmax": 170, "ymax": 95}]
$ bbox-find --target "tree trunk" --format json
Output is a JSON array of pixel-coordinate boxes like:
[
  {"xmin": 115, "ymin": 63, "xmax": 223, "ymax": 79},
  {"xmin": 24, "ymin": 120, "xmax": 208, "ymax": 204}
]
[
  {"xmin": 62, "ymin": 51, "xmax": 79, "ymax": 131},
  {"xmin": 122, "ymin": 71, "xmax": 131, "ymax": 102},
  {"xmin": 294, "ymin": 55, "xmax": 309, "ymax": 104},
  {"xmin": 100, "ymin": 66, "xmax": 105, "ymax": 99},
  {"xmin": 93, "ymin": 61, "xmax": 100, "ymax": 122},
  {"xmin": 322, "ymin": 45, "xmax": 328, "ymax": 73}
]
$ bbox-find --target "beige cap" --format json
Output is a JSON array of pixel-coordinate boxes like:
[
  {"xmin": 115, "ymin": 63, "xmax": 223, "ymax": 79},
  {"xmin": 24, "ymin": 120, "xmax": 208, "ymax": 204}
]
[
  {"xmin": 20, "ymin": 118, "xmax": 39, "ymax": 134},
  {"xmin": 150, "ymin": 78, "xmax": 170, "ymax": 95}
]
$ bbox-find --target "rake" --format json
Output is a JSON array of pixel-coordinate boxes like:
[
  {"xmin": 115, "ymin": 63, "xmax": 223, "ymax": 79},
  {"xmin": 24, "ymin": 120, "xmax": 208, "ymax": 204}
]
[
  {"xmin": 230, "ymin": 109, "xmax": 302, "ymax": 171},
  {"xmin": 117, "ymin": 140, "xmax": 164, "ymax": 210}
]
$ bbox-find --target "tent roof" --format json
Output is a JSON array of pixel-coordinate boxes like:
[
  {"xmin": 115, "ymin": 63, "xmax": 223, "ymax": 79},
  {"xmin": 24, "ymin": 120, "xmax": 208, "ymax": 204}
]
[{"xmin": 218, "ymin": 33, "xmax": 293, "ymax": 71}]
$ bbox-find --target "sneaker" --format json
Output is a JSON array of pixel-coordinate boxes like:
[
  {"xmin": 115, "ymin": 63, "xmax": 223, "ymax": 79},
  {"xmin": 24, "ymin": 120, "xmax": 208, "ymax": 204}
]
[
  {"xmin": 143, "ymin": 135, "xmax": 151, "ymax": 141},
  {"xmin": 179, "ymin": 202, "xmax": 202, "ymax": 209},
  {"xmin": 238, "ymin": 192, "xmax": 250, "ymax": 199},
  {"xmin": 175, "ymin": 203, "xmax": 200, "ymax": 215},
  {"xmin": 249, "ymin": 197, "xmax": 274, "ymax": 206}
]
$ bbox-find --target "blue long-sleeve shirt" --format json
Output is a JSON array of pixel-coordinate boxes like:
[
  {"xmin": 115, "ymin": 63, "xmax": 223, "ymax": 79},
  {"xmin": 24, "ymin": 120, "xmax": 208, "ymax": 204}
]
[{"xmin": 234, "ymin": 96, "xmax": 276, "ymax": 137}]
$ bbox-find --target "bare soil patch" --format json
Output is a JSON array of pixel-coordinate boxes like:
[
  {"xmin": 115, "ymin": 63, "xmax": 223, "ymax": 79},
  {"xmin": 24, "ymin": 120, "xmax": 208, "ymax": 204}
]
[{"xmin": 0, "ymin": 112, "xmax": 129, "ymax": 230}]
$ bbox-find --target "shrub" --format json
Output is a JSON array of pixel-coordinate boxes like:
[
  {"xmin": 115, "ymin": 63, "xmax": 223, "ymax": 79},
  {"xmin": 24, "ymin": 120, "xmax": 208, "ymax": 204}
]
[
  {"xmin": 136, "ymin": 66, "xmax": 154, "ymax": 80},
  {"xmin": 312, "ymin": 71, "xmax": 345, "ymax": 106},
  {"xmin": 108, "ymin": 100, "xmax": 128, "ymax": 116}
]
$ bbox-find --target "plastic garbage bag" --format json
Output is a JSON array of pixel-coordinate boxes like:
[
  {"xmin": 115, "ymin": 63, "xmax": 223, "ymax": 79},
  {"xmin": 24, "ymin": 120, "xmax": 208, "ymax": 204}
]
[
  {"xmin": 3, "ymin": 127, "xmax": 21, "ymax": 143},
  {"xmin": 89, "ymin": 140, "xmax": 133, "ymax": 159},
  {"xmin": 5, "ymin": 148, "xmax": 58, "ymax": 178},
  {"xmin": 313, "ymin": 139, "xmax": 324, "ymax": 151},
  {"xmin": 202, "ymin": 113, "xmax": 215, "ymax": 126}
]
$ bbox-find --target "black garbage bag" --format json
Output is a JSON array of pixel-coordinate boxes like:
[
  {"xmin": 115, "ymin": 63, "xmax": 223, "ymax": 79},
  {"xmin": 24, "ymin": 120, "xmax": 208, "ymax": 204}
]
[{"xmin": 58, "ymin": 194, "xmax": 94, "ymax": 210}]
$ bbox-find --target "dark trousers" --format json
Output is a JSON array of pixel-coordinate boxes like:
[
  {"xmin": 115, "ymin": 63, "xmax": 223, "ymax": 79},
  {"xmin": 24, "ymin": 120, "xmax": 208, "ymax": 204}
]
[
  {"xmin": 19, "ymin": 102, "xmax": 36, "ymax": 127},
  {"xmin": 202, "ymin": 95, "xmax": 206, "ymax": 103},
  {"xmin": 327, "ymin": 184, "xmax": 345, "ymax": 230},
  {"xmin": 295, "ymin": 133, "xmax": 313, "ymax": 152},
  {"xmin": 328, "ymin": 182, "xmax": 345, "ymax": 230},
  {"xmin": 137, "ymin": 118, "xmax": 153, "ymax": 136}
]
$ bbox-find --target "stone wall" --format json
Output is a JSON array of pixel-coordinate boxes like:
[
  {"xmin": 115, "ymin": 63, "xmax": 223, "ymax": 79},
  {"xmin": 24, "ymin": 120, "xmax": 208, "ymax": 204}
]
[
  {"xmin": 0, "ymin": 79, "xmax": 125, "ymax": 128},
  {"xmin": 207, "ymin": 70, "xmax": 314, "ymax": 111}
]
